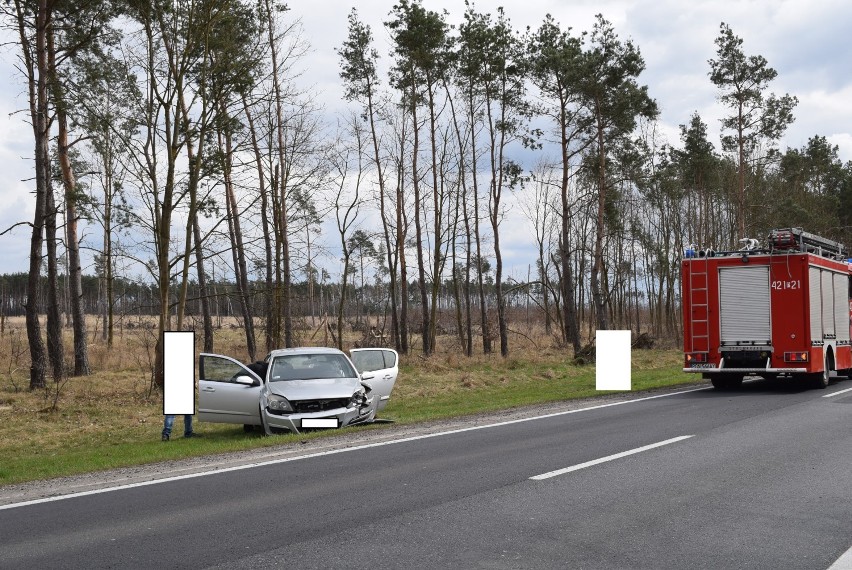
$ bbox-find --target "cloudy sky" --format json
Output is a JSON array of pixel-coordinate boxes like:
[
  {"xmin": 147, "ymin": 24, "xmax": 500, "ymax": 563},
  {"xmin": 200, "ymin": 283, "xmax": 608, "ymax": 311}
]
[{"xmin": 1, "ymin": 0, "xmax": 850, "ymax": 279}]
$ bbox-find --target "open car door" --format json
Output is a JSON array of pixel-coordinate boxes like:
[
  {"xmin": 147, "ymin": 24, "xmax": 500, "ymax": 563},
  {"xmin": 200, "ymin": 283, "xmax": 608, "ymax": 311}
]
[
  {"xmin": 198, "ymin": 353, "xmax": 263, "ymax": 425},
  {"xmin": 349, "ymin": 348, "xmax": 398, "ymax": 413}
]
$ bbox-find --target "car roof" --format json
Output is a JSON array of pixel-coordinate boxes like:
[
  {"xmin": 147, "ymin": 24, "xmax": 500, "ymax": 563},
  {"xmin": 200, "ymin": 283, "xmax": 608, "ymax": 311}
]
[{"xmin": 267, "ymin": 347, "xmax": 346, "ymax": 358}]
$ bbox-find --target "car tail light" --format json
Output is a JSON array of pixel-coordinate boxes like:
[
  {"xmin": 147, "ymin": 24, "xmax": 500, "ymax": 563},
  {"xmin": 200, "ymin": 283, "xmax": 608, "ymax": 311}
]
[
  {"xmin": 784, "ymin": 352, "xmax": 809, "ymax": 362},
  {"xmin": 685, "ymin": 353, "xmax": 708, "ymax": 363}
]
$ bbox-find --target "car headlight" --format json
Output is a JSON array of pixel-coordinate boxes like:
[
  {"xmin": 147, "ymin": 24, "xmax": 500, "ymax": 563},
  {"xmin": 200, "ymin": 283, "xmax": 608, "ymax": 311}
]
[
  {"xmin": 349, "ymin": 390, "xmax": 367, "ymax": 408},
  {"xmin": 267, "ymin": 395, "xmax": 293, "ymax": 413}
]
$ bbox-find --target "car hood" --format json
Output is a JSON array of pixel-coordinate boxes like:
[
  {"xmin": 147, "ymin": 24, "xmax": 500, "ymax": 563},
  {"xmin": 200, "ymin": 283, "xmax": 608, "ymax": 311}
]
[{"xmin": 268, "ymin": 377, "xmax": 360, "ymax": 401}]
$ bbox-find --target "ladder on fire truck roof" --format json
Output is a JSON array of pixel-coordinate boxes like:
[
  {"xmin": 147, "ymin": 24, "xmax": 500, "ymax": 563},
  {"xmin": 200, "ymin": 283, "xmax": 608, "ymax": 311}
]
[
  {"xmin": 769, "ymin": 227, "xmax": 847, "ymax": 258},
  {"xmin": 688, "ymin": 255, "xmax": 710, "ymax": 353}
]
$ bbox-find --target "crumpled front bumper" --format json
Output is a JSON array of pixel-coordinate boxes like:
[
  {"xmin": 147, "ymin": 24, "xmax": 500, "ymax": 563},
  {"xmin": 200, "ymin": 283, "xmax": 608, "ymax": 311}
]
[{"xmin": 263, "ymin": 405, "xmax": 374, "ymax": 434}]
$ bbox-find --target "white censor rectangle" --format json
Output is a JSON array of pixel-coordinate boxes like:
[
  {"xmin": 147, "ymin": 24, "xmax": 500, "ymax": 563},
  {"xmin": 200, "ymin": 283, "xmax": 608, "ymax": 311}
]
[
  {"xmin": 163, "ymin": 331, "xmax": 195, "ymax": 415},
  {"xmin": 596, "ymin": 330, "xmax": 631, "ymax": 391}
]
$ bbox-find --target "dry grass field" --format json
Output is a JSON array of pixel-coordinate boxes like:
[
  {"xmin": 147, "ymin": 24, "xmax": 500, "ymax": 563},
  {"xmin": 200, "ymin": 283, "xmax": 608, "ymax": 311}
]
[{"xmin": 0, "ymin": 315, "xmax": 690, "ymax": 485}]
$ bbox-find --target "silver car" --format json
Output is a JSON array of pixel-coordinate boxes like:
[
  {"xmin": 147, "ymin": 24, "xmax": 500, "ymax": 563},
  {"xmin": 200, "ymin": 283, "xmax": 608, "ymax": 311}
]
[{"xmin": 198, "ymin": 347, "xmax": 399, "ymax": 434}]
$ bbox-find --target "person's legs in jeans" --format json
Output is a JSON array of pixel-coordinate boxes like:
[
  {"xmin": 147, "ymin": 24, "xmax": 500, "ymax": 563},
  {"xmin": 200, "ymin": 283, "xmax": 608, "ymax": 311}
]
[
  {"xmin": 162, "ymin": 415, "xmax": 176, "ymax": 440},
  {"xmin": 183, "ymin": 414, "xmax": 194, "ymax": 437}
]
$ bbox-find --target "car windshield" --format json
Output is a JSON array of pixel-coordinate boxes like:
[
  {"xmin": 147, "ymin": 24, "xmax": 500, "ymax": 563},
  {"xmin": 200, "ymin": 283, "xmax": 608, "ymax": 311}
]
[{"xmin": 269, "ymin": 354, "xmax": 357, "ymax": 382}]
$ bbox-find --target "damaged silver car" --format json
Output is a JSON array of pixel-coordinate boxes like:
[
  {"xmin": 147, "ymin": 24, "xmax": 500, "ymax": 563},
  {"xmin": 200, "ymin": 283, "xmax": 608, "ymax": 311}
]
[{"xmin": 198, "ymin": 347, "xmax": 399, "ymax": 434}]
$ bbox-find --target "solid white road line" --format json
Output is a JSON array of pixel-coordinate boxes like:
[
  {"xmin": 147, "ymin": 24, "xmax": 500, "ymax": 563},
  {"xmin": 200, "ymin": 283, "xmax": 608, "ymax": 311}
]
[
  {"xmin": 530, "ymin": 435, "xmax": 695, "ymax": 481},
  {"xmin": 827, "ymin": 542, "xmax": 852, "ymax": 569},
  {"xmin": 0, "ymin": 386, "xmax": 710, "ymax": 511},
  {"xmin": 823, "ymin": 387, "xmax": 852, "ymax": 398}
]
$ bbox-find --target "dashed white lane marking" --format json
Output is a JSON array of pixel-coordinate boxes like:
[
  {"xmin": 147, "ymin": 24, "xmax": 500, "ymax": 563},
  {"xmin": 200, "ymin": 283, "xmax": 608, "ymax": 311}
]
[
  {"xmin": 823, "ymin": 387, "xmax": 852, "ymax": 398},
  {"xmin": 0, "ymin": 387, "xmax": 710, "ymax": 511},
  {"xmin": 530, "ymin": 435, "xmax": 695, "ymax": 480}
]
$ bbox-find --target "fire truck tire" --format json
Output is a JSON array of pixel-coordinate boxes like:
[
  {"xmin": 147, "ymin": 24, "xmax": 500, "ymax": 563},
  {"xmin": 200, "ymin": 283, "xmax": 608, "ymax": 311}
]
[
  {"xmin": 811, "ymin": 358, "xmax": 830, "ymax": 389},
  {"xmin": 711, "ymin": 375, "xmax": 743, "ymax": 390},
  {"xmin": 710, "ymin": 377, "xmax": 727, "ymax": 389}
]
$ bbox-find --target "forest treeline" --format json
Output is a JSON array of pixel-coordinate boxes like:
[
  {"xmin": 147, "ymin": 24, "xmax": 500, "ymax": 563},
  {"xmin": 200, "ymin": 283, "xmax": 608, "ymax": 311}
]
[
  {"xmin": 0, "ymin": 270, "xmax": 547, "ymax": 334},
  {"xmin": 3, "ymin": 1, "xmax": 852, "ymax": 391}
]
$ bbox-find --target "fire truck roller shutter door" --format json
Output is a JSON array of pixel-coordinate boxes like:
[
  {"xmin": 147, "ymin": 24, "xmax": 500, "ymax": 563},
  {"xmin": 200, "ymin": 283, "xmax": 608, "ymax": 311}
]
[
  {"xmin": 833, "ymin": 272, "xmax": 849, "ymax": 342},
  {"xmin": 719, "ymin": 266, "xmax": 771, "ymax": 344},
  {"xmin": 809, "ymin": 267, "xmax": 822, "ymax": 341},
  {"xmin": 822, "ymin": 271, "xmax": 835, "ymax": 338}
]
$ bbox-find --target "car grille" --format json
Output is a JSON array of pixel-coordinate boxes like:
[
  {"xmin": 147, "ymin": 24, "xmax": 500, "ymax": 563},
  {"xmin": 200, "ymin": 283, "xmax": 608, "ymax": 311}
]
[{"xmin": 291, "ymin": 398, "xmax": 350, "ymax": 413}]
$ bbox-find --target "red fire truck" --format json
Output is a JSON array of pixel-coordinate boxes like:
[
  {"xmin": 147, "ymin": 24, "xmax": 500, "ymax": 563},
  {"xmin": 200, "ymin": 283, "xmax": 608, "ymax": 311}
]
[{"xmin": 682, "ymin": 228, "xmax": 852, "ymax": 389}]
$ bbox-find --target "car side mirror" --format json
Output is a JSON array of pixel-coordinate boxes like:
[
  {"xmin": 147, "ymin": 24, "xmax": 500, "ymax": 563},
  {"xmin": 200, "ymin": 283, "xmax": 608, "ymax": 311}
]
[
  {"xmin": 361, "ymin": 372, "xmax": 375, "ymax": 381},
  {"xmin": 234, "ymin": 375, "xmax": 260, "ymax": 387}
]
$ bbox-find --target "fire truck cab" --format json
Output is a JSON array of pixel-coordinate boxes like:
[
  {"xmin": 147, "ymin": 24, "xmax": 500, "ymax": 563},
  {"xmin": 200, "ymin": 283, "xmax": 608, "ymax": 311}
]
[{"xmin": 682, "ymin": 228, "xmax": 852, "ymax": 389}]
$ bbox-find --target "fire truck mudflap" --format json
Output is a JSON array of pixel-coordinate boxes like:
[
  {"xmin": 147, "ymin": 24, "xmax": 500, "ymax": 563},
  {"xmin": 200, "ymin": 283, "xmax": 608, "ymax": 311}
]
[{"xmin": 682, "ymin": 228, "xmax": 852, "ymax": 389}]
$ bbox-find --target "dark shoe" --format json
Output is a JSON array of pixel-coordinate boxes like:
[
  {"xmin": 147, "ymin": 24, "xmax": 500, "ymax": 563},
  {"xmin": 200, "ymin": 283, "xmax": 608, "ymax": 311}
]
[
  {"xmin": 162, "ymin": 434, "xmax": 169, "ymax": 441},
  {"xmin": 184, "ymin": 432, "xmax": 200, "ymax": 438}
]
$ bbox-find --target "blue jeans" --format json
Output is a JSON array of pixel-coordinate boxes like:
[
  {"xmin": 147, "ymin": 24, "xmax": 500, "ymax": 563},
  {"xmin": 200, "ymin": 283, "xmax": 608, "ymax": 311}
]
[{"xmin": 162, "ymin": 414, "xmax": 193, "ymax": 438}]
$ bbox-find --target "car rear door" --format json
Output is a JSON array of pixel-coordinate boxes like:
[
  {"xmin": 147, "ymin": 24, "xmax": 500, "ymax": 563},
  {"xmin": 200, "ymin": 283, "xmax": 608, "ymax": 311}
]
[
  {"xmin": 198, "ymin": 353, "xmax": 263, "ymax": 425},
  {"xmin": 349, "ymin": 348, "xmax": 398, "ymax": 412}
]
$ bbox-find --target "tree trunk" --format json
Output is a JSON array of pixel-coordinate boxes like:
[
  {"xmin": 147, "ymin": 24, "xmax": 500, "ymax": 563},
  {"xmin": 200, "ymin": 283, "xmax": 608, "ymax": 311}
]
[
  {"xmin": 265, "ymin": 0, "xmax": 293, "ymax": 348},
  {"xmin": 45, "ymin": 12, "xmax": 88, "ymax": 374},
  {"xmin": 45, "ymin": 182, "xmax": 64, "ymax": 381},
  {"xmin": 451, "ymin": 190, "xmax": 465, "ymax": 351},
  {"xmin": 540, "ymin": 251, "xmax": 552, "ymax": 336},
  {"xmin": 396, "ymin": 127, "xmax": 409, "ymax": 355},
  {"xmin": 45, "ymin": 8, "xmax": 70, "ymax": 382},
  {"xmin": 559, "ymin": 106, "xmax": 581, "ymax": 353},
  {"xmin": 146, "ymin": 2, "xmax": 185, "ymax": 391},
  {"xmin": 40, "ymin": 4, "xmax": 62, "ymax": 380},
  {"xmin": 18, "ymin": 0, "xmax": 49, "ymax": 390},
  {"xmin": 179, "ymin": 72, "xmax": 213, "ymax": 351},
  {"xmin": 487, "ymin": 86, "xmax": 509, "ymax": 357},
  {"xmin": 271, "ymin": 164, "xmax": 283, "ymax": 348},
  {"xmin": 220, "ymin": 110, "xmax": 256, "ymax": 361},
  {"xmin": 103, "ymin": 150, "xmax": 115, "ymax": 347},
  {"xmin": 241, "ymin": 94, "xmax": 275, "ymax": 352},
  {"xmin": 279, "ymin": 179, "xmax": 293, "ymax": 348},
  {"xmin": 192, "ymin": 214, "xmax": 213, "ymax": 352},
  {"xmin": 443, "ymin": 78, "xmax": 472, "ymax": 356},
  {"xmin": 469, "ymin": 89, "xmax": 490, "ymax": 355},
  {"xmin": 366, "ymin": 90, "xmax": 399, "ymax": 351},
  {"xmin": 591, "ymin": 111, "xmax": 609, "ymax": 331},
  {"xmin": 427, "ymin": 83, "xmax": 441, "ymax": 354},
  {"xmin": 337, "ymin": 251, "xmax": 350, "ymax": 351},
  {"xmin": 410, "ymin": 82, "xmax": 430, "ymax": 356},
  {"xmin": 55, "ymin": 109, "xmax": 89, "ymax": 375}
]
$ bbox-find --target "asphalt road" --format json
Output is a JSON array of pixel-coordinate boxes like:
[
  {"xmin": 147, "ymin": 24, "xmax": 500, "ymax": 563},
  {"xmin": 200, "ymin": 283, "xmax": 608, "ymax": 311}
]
[{"xmin": 1, "ymin": 379, "xmax": 851, "ymax": 569}]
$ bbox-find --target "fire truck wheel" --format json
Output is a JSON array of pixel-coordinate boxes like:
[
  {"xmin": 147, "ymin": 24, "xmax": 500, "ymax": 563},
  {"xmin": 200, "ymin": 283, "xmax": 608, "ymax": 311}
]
[
  {"xmin": 711, "ymin": 375, "xmax": 743, "ymax": 390},
  {"xmin": 811, "ymin": 358, "xmax": 830, "ymax": 389}
]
